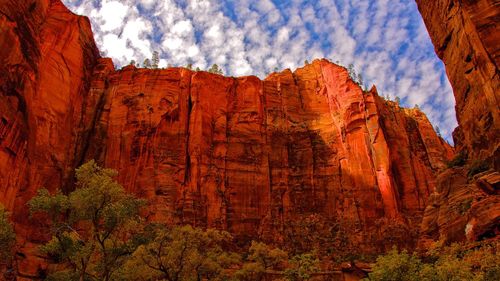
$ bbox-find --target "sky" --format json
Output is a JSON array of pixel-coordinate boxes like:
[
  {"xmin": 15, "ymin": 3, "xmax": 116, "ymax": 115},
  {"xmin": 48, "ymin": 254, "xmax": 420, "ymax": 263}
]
[{"xmin": 62, "ymin": 0, "xmax": 457, "ymax": 142}]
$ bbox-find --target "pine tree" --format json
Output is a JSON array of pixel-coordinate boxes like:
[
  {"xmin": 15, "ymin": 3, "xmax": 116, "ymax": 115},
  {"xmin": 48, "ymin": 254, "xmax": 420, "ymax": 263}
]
[
  {"xmin": 208, "ymin": 64, "xmax": 223, "ymax": 75},
  {"xmin": 143, "ymin": 58, "xmax": 151, "ymax": 68},
  {"xmin": 151, "ymin": 51, "xmax": 159, "ymax": 69}
]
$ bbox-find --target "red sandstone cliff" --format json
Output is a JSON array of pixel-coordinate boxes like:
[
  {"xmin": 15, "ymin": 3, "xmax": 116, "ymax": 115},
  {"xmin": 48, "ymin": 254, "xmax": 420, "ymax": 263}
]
[
  {"xmin": 83, "ymin": 60, "xmax": 453, "ymax": 241},
  {"xmin": 0, "ymin": 0, "xmax": 467, "ymax": 276},
  {"xmin": 415, "ymin": 0, "xmax": 499, "ymax": 247},
  {"xmin": 415, "ymin": 0, "xmax": 499, "ymax": 167}
]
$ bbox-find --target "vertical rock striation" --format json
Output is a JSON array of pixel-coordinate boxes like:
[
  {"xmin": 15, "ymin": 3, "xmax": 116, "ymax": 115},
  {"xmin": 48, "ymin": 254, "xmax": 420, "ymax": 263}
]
[
  {"xmin": 83, "ymin": 60, "xmax": 454, "ymax": 246},
  {"xmin": 0, "ymin": 0, "xmax": 467, "ymax": 275},
  {"xmin": 415, "ymin": 0, "xmax": 500, "ymax": 166}
]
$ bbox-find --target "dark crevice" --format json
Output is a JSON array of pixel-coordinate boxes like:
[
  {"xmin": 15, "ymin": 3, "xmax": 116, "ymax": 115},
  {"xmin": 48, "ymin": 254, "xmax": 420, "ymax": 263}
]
[
  {"xmin": 438, "ymin": 32, "xmax": 453, "ymax": 57},
  {"xmin": 183, "ymin": 73, "xmax": 194, "ymax": 185}
]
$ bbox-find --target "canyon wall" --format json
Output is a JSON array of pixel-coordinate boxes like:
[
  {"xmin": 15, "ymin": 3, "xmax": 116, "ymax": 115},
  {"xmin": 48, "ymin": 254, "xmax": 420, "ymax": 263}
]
[
  {"xmin": 0, "ymin": 0, "xmax": 470, "ymax": 276},
  {"xmin": 83, "ymin": 60, "xmax": 453, "ymax": 243},
  {"xmin": 415, "ymin": 0, "xmax": 499, "ymax": 247},
  {"xmin": 415, "ymin": 0, "xmax": 499, "ymax": 167}
]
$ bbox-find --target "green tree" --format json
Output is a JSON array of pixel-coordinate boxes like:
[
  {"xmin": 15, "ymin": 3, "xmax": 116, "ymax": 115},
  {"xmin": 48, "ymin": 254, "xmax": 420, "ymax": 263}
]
[
  {"xmin": 435, "ymin": 126, "xmax": 441, "ymax": 137},
  {"xmin": 151, "ymin": 51, "xmax": 160, "ymax": 69},
  {"xmin": 304, "ymin": 60, "xmax": 310, "ymax": 65},
  {"xmin": 28, "ymin": 160, "xmax": 146, "ymax": 281},
  {"xmin": 208, "ymin": 64, "xmax": 223, "ymax": 75},
  {"xmin": 0, "ymin": 205, "xmax": 16, "ymax": 269},
  {"xmin": 186, "ymin": 63, "xmax": 193, "ymax": 70},
  {"xmin": 395, "ymin": 96, "xmax": 401, "ymax": 104},
  {"xmin": 365, "ymin": 247, "xmax": 423, "ymax": 281},
  {"xmin": 129, "ymin": 60, "xmax": 136, "ymax": 66},
  {"xmin": 143, "ymin": 58, "xmax": 152, "ymax": 68},
  {"xmin": 357, "ymin": 73, "xmax": 364, "ymax": 88},
  {"xmin": 123, "ymin": 225, "xmax": 240, "ymax": 281},
  {"xmin": 235, "ymin": 241, "xmax": 287, "ymax": 281},
  {"xmin": 284, "ymin": 253, "xmax": 320, "ymax": 281}
]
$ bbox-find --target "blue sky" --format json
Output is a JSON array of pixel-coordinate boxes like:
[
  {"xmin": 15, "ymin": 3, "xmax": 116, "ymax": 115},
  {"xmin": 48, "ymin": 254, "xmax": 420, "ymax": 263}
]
[{"xmin": 62, "ymin": 0, "xmax": 457, "ymax": 142}]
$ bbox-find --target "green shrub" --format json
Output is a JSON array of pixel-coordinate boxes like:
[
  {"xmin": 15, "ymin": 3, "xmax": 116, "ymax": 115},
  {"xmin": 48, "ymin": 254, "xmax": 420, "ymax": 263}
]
[
  {"xmin": 446, "ymin": 152, "xmax": 467, "ymax": 168},
  {"xmin": 468, "ymin": 160, "xmax": 489, "ymax": 178}
]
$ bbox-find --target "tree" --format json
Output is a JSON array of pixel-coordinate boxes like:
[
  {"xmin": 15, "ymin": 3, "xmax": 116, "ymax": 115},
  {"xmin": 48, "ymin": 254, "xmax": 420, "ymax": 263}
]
[
  {"xmin": 395, "ymin": 96, "xmax": 401, "ymax": 104},
  {"xmin": 347, "ymin": 63, "xmax": 355, "ymax": 79},
  {"xmin": 357, "ymin": 73, "xmax": 364, "ymax": 88},
  {"xmin": 0, "ymin": 205, "xmax": 16, "ymax": 270},
  {"xmin": 365, "ymin": 247, "xmax": 423, "ymax": 281},
  {"xmin": 284, "ymin": 253, "xmax": 320, "ymax": 281},
  {"xmin": 235, "ymin": 241, "xmax": 287, "ymax": 281},
  {"xmin": 151, "ymin": 51, "xmax": 159, "ymax": 69},
  {"xmin": 435, "ymin": 126, "xmax": 441, "ymax": 137},
  {"xmin": 28, "ymin": 160, "xmax": 146, "ymax": 281},
  {"xmin": 208, "ymin": 64, "xmax": 223, "ymax": 75},
  {"xmin": 123, "ymin": 225, "xmax": 240, "ymax": 281},
  {"xmin": 186, "ymin": 63, "xmax": 193, "ymax": 70},
  {"xmin": 129, "ymin": 60, "xmax": 136, "ymax": 66},
  {"xmin": 304, "ymin": 60, "xmax": 309, "ymax": 65},
  {"xmin": 414, "ymin": 104, "xmax": 420, "ymax": 109},
  {"xmin": 143, "ymin": 58, "xmax": 152, "ymax": 68}
]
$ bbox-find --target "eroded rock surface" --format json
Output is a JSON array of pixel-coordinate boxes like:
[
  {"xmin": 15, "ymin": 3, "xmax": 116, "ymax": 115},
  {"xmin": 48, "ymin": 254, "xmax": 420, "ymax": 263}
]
[
  {"xmin": 0, "ymin": 0, "xmax": 472, "ymax": 277},
  {"xmin": 415, "ymin": 0, "xmax": 500, "ymax": 166}
]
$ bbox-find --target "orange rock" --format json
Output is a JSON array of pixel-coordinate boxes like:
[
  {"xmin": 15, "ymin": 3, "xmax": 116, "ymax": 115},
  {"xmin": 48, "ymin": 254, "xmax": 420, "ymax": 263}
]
[
  {"xmin": 0, "ymin": 0, "xmax": 468, "ymax": 276},
  {"xmin": 0, "ymin": 0, "xmax": 100, "ymax": 275},
  {"xmin": 415, "ymin": 0, "xmax": 500, "ymax": 167},
  {"xmin": 83, "ymin": 60, "xmax": 453, "ymax": 246}
]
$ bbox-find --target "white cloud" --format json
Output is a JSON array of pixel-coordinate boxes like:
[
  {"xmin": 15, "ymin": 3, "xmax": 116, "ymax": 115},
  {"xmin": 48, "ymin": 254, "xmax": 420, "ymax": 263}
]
[{"xmin": 61, "ymin": 0, "xmax": 457, "ymax": 141}]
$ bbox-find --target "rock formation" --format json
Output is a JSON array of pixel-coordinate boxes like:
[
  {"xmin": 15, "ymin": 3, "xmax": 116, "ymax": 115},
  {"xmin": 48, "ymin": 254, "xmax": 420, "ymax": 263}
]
[
  {"xmin": 415, "ymin": 0, "xmax": 499, "ymax": 167},
  {"xmin": 4, "ymin": 0, "xmax": 497, "ymax": 277},
  {"xmin": 415, "ymin": 0, "xmax": 499, "ymax": 247}
]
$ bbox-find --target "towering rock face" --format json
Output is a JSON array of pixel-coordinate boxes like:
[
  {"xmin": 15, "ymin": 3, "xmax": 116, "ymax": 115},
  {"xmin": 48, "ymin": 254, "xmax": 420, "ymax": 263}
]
[
  {"xmin": 0, "ymin": 0, "xmax": 101, "ymax": 272},
  {"xmin": 415, "ymin": 0, "xmax": 500, "ymax": 248},
  {"xmin": 415, "ymin": 0, "xmax": 499, "ymax": 167},
  {"xmin": 0, "ymin": 0, "xmax": 457, "ymax": 275},
  {"xmin": 84, "ymin": 61, "xmax": 453, "ymax": 243}
]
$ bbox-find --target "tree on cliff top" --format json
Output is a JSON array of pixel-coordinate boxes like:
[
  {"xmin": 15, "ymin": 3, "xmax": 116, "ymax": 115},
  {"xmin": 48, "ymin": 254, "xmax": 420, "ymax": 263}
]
[
  {"xmin": 208, "ymin": 63, "xmax": 224, "ymax": 75},
  {"xmin": 28, "ymin": 160, "xmax": 146, "ymax": 281}
]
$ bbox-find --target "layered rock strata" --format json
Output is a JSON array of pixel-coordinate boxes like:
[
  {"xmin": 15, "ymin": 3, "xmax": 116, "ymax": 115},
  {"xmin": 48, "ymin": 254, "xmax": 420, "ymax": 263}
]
[{"xmin": 0, "ymin": 0, "xmax": 461, "ymax": 276}]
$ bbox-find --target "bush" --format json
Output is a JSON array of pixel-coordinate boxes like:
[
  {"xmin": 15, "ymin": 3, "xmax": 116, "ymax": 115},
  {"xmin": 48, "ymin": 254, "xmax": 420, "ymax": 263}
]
[
  {"xmin": 446, "ymin": 152, "xmax": 467, "ymax": 168},
  {"xmin": 467, "ymin": 160, "xmax": 489, "ymax": 178}
]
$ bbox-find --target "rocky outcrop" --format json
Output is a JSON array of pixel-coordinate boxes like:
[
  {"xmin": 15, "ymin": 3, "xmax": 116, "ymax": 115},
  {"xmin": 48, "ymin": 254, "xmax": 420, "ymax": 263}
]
[
  {"xmin": 415, "ymin": 0, "xmax": 499, "ymax": 247},
  {"xmin": 0, "ymin": 0, "xmax": 459, "ymax": 276},
  {"xmin": 0, "ymin": 0, "xmax": 101, "ymax": 274},
  {"xmin": 415, "ymin": 0, "xmax": 500, "ymax": 167},
  {"xmin": 80, "ymin": 60, "xmax": 454, "ymax": 245}
]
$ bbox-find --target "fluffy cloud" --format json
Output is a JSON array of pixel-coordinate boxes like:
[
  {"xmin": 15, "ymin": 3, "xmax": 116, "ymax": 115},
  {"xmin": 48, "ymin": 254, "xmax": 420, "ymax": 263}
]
[{"xmin": 61, "ymin": 0, "xmax": 457, "ymax": 142}]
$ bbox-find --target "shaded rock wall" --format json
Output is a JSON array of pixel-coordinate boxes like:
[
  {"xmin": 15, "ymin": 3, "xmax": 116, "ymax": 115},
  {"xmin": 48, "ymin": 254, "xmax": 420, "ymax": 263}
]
[
  {"xmin": 415, "ymin": 0, "xmax": 500, "ymax": 166},
  {"xmin": 0, "ymin": 0, "xmax": 101, "ymax": 272}
]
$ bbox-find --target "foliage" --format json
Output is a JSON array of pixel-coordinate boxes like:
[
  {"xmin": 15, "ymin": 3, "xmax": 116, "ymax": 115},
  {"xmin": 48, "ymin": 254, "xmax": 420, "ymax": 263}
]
[
  {"xmin": 467, "ymin": 160, "xmax": 489, "ymax": 178},
  {"xmin": 284, "ymin": 253, "xmax": 320, "ymax": 281},
  {"xmin": 283, "ymin": 214, "xmax": 359, "ymax": 262},
  {"xmin": 446, "ymin": 152, "xmax": 467, "ymax": 168},
  {"xmin": 0, "ymin": 205, "xmax": 16, "ymax": 263},
  {"xmin": 235, "ymin": 241, "xmax": 287, "ymax": 281},
  {"xmin": 143, "ymin": 58, "xmax": 152, "ymax": 68},
  {"xmin": 151, "ymin": 51, "xmax": 159, "ymax": 69},
  {"xmin": 365, "ymin": 242, "xmax": 500, "ymax": 281},
  {"xmin": 28, "ymin": 160, "xmax": 146, "ymax": 281},
  {"xmin": 122, "ymin": 224, "xmax": 240, "ymax": 281},
  {"xmin": 208, "ymin": 64, "xmax": 224, "ymax": 75},
  {"xmin": 365, "ymin": 247, "xmax": 423, "ymax": 281}
]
